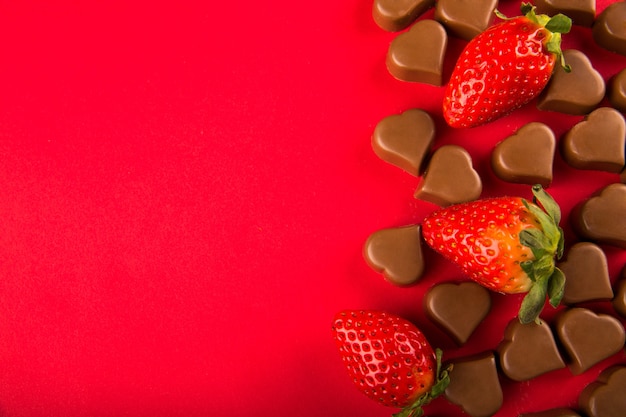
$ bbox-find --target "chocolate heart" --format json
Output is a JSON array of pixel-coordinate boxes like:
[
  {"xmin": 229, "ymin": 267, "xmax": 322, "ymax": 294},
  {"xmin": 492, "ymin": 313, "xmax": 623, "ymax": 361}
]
[
  {"xmin": 497, "ymin": 319, "xmax": 565, "ymax": 381},
  {"xmin": 558, "ymin": 242, "xmax": 614, "ymax": 305},
  {"xmin": 444, "ymin": 352, "xmax": 503, "ymax": 417},
  {"xmin": 537, "ymin": 49, "xmax": 605, "ymax": 115},
  {"xmin": 593, "ymin": 2, "xmax": 626, "ymax": 56},
  {"xmin": 555, "ymin": 307, "xmax": 625, "ymax": 375},
  {"xmin": 363, "ymin": 225, "xmax": 424, "ymax": 286},
  {"xmin": 561, "ymin": 107, "xmax": 626, "ymax": 173},
  {"xmin": 424, "ymin": 281, "xmax": 491, "ymax": 345},
  {"xmin": 371, "ymin": 109, "xmax": 435, "ymax": 176},
  {"xmin": 534, "ymin": 0, "xmax": 595, "ymax": 27},
  {"xmin": 520, "ymin": 409, "xmax": 581, "ymax": 417},
  {"xmin": 609, "ymin": 68, "xmax": 626, "ymax": 113},
  {"xmin": 386, "ymin": 19, "xmax": 448, "ymax": 85},
  {"xmin": 491, "ymin": 122, "xmax": 556, "ymax": 187},
  {"xmin": 571, "ymin": 183, "xmax": 626, "ymax": 249},
  {"xmin": 579, "ymin": 365, "xmax": 626, "ymax": 417},
  {"xmin": 434, "ymin": 0, "xmax": 497, "ymax": 40},
  {"xmin": 372, "ymin": 0, "xmax": 435, "ymax": 32},
  {"xmin": 613, "ymin": 266, "xmax": 626, "ymax": 318},
  {"xmin": 414, "ymin": 144, "xmax": 482, "ymax": 206}
]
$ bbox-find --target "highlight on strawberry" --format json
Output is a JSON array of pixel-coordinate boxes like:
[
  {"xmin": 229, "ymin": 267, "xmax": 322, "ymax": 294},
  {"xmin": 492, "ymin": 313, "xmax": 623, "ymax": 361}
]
[
  {"xmin": 443, "ymin": 3, "xmax": 572, "ymax": 128},
  {"xmin": 421, "ymin": 184, "xmax": 565, "ymax": 324},
  {"xmin": 331, "ymin": 310, "xmax": 451, "ymax": 417}
]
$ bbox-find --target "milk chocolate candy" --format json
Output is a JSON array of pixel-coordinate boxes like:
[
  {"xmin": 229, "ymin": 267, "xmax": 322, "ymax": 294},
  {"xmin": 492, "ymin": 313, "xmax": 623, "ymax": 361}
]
[
  {"xmin": 386, "ymin": 19, "xmax": 447, "ymax": 86},
  {"xmin": 372, "ymin": 0, "xmax": 435, "ymax": 32},
  {"xmin": 363, "ymin": 225, "xmax": 425, "ymax": 286},
  {"xmin": 557, "ymin": 242, "xmax": 614, "ymax": 305},
  {"xmin": 613, "ymin": 266, "xmax": 626, "ymax": 318},
  {"xmin": 571, "ymin": 183, "xmax": 626, "ymax": 249},
  {"xmin": 537, "ymin": 49, "xmax": 605, "ymax": 115},
  {"xmin": 434, "ymin": 0, "xmax": 497, "ymax": 40},
  {"xmin": 491, "ymin": 122, "xmax": 556, "ymax": 187},
  {"xmin": 414, "ymin": 145, "xmax": 482, "ymax": 206},
  {"xmin": 555, "ymin": 307, "xmax": 626, "ymax": 375},
  {"xmin": 579, "ymin": 365, "xmax": 626, "ymax": 417},
  {"xmin": 534, "ymin": 0, "xmax": 595, "ymax": 27},
  {"xmin": 424, "ymin": 281, "xmax": 491, "ymax": 345},
  {"xmin": 444, "ymin": 352, "xmax": 503, "ymax": 417},
  {"xmin": 497, "ymin": 319, "xmax": 565, "ymax": 381},
  {"xmin": 561, "ymin": 107, "xmax": 626, "ymax": 173},
  {"xmin": 519, "ymin": 409, "xmax": 581, "ymax": 417},
  {"xmin": 371, "ymin": 109, "xmax": 435, "ymax": 176},
  {"xmin": 593, "ymin": 1, "xmax": 626, "ymax": 56},
  {"xmin": 608, "ymin": 68, "xmax": 626, "ymax": 113}
]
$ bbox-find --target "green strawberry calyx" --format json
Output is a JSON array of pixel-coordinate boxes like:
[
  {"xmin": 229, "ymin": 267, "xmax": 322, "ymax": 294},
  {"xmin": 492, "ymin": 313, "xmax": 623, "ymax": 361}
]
[
  {"xmin": 517, "ymin": 184, "xmax": 566, "ymax": 324},
  {"xmin": 392, "ymin": 348, "xmax": 452, "ymax": 417},
  {"xmin": 495, "ymin": 2, "xmax": 572, "ymax": 72}
]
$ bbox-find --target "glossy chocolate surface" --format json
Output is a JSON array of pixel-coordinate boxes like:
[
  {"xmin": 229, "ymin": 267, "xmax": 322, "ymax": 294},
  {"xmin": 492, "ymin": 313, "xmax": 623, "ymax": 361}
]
[
  {"xmin": 371, "ymin": 109, "xmax": 435, "ymax": 176},
  {"xmin": 491, "ymin": 122, "xmax": 556, "ymax": 187},
  {"xmin": 537, "ymin": 49, "xmax": 605, "ymax": 115},
  {"xmin": 414, "ymin": 144, "xmax": 482, "ymax": 206},
  {"xmin": 579, "ymin": 365, "xmax": 626, "ymax": 417},
  {"xmin": 613, "ymin": 266, "xmax": 626, "ymax": 318},
  {"xmin": 593, "ymin": 1, "xmax": 626, "ymax": 56},
  {"xmin": 424, "ymin": 281, "xmax": 491, "ymax": 345},
  {"xmin": 434, "ymin": 0, "xmax": 497, "ymax": 40},
  {"xmin": 558, "ymin": 242, "xmax": 614, "ymax": 304},
  {"xmin": 372, "ymin": 0, "xmax": 435, "ymax": 32},
  {"xmin": 608, "ymin": 68, "xmax": 626, "ymax": 112},
  {"xmin": 363, "ymin": 224, "xmax": 425, "ymax": 286},
  {"xmin": 534, "ymin": 0, "xmax": 596, "ymax": 27},
  {"xmin": 561, "ymin": 107, "xmax": 626, "ymax": 173},
  {"xmin": 386, "ymin": 19, "xmax": 447, "ymax": 85}
]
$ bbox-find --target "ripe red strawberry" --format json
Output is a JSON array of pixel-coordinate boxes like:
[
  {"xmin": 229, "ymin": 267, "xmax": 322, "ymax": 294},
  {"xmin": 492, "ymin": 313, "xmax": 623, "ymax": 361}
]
[
  {"xmin": 332, "ymin": 310, "xmax": 450, "ymax": 417},
  {"xmin": 421, "ymin": 185, "xmax": 565, "ymax": 324},
  {"xmin": 443, "ymin": 3, "xmax": 572, "ymax": 128}
]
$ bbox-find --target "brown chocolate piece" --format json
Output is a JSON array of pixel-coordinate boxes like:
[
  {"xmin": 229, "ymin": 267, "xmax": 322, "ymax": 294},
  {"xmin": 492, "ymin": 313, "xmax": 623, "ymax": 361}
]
[
  {"xmin": 613, "ymin": 266, "xmax": 626, "ymax": 318},
  {"xmin": 386, "ymin": 19, "xmax": 447, "ymax": 86},
  {"xmin": 608, "ymin": 68, "xmax": 626, "ymax": 113},
  {"xmin": 491, "ymin": 122, "xmax": 556, "ymax": 187},
  {"xmin": 434, "ymin": 0, "xmax": 497, "ymax": 40},
  {"xmin": 372, "ymin": 0, "xmax": 435, "ymax": 32},
  {"xmin": 363, "ymin": 225, "xmax": 425, "ymax": 286},
  {"xmin": 537, "ymin": 49, "xmax": 605, "ymax": 115},
  {"xmin": 534, "ymin": 0, "xmax": 595, "ymax": 27},
  {"xmin": 371, "ymin": 109, "xmax": 435, "ymax": 176},
  {"xmin": 497, "ymin": 319, "xmax": 565, "ymax": 381},
  {"xmin": 519, "ymin": 409, "xmax": 581, "ymax": 417},
  {"xmin": 424, "ymin": 281, "xmax": 491, "ymax": 345},
  {"xmin": 561, "ymin": 107, "xmax": 626, "ymax": 173},
  {"xmin": 414, "ymin": 145, "xmax": 482, "ymax": 206},
  {"xmin": 593, "ymin": 1, "xmax": 626, "ymax": 56},
  {"xmin": 558, "ymin": 242, "xmax": 614, "ymax": 305},
  {"xmin": 579, "ymin": 365, "xmax": 626, "ymax": 417},
  {"xmin": 444, "ymin": 352, "xmax": 503, "ymax": 417},
  {"xmin": 555, "ymin": 307, "xmax": 625, "ymax": 375},
  {"xmin": 571, "ymin": 183, "xmax": 626, "ymax": 249}
]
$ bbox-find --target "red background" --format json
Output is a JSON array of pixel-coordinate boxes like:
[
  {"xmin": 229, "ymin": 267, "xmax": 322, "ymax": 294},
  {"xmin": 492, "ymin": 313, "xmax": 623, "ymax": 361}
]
[{"xmin": 0, "ymin": 1, "xmax": 624, "ymax": 416}]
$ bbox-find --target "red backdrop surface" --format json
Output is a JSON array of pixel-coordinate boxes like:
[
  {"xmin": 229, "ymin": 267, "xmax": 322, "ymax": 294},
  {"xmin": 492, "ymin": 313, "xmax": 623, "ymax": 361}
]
[{"xmin": 0, "ymin": 1, "xmax": 624, "ymax": 416}]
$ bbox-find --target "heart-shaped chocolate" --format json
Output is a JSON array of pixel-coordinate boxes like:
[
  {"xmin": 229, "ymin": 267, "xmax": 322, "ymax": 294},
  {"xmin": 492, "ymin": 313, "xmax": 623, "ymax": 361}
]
[
  {"xmin": 613, "ymin": 266, "xmax": 626, "ymax": 318},
  {"xmin": 444, "ymin": 352, "xmax": 503, "ymax": 417},
  {"xmin": 571, "ymin": 183, "xmax": 626, "ymax": 249},
  {"xmin": 434, "ymin": 0, "xmax": 497, "ymax": 40},
  {"xmin": 593, "ymin": 2, "xmax": 626, "ymax": 56},
  {"xmin": 371, "ymin": 109, "xmax": 435, "ymax": 176},
  {"xmin": 609, "ymin": 68, "xmax": 626, "ymax": 113},
  {"xmin": 534, "ymin": 0, "xmax": 595, "ymax": 27},
  {"xmin": 558, "ymin": 242, "xmax": 614, "ymax": 305},
  {"xmin": 520, "ymin": 409, "xmax": 581, "ymax": 417},
  {"xmin": 372, "ymin": 0, "xmax": 435, "ymax": 32},
  {"xmin": 537, "ymin": 49, "xmax": 605, "ymax": 115},
  {"xmin": 415, "ymin": 144, "xmax": 482, "ymax": 206},
  {"xmin": 386, "ymin": 19, "xmax": 448, "ymax": 85},
  {"xmin": 363, "ymin": 224, "xmax": 424, "ymax": 286},
  {"xmin": 579, "ymin": 365, "xmax": 626, "ymax": 417},
  {"xmin": 424, "ymin": 281, "xmax": 491, "ymax": 345},
  {"xmin": 497, "ymin": 319, "xmax": 565, "ymax": 381},
  {"xmin": 491, "ymin": 122, "xmax": 556, "ymax": 187},
  {"xmin": 555, "ymin": 307, "xmax": 626, "ymax": 375},
  {"xmin": 561, "ymin": 107, "xmax": 626, "ymax": 173}
]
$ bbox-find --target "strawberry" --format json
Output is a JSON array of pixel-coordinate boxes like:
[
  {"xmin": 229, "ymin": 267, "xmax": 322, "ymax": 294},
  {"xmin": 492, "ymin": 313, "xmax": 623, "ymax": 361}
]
[
  {"xmin": 331, "ymin": 310, "xmax": 451, "ymax": 417},
  {"xmin": 421, "ymin": 185, "xmax": 565, "ymax": 324},
  {"xmin": 443, "ymin": 3, "xmax": 572, "ymax": 128}
]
